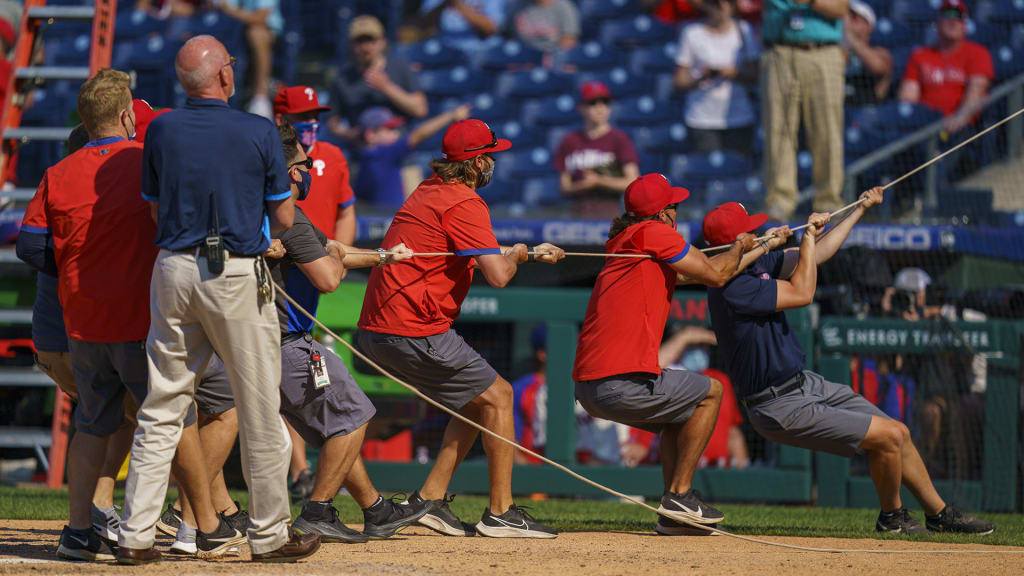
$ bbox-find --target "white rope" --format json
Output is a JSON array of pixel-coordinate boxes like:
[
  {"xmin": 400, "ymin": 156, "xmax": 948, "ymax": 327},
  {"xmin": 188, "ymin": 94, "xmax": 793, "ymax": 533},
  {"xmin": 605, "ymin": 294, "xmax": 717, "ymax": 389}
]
[{"xmin": 272, "ymin": 282, "xmax": 1023, "ymax": 555}]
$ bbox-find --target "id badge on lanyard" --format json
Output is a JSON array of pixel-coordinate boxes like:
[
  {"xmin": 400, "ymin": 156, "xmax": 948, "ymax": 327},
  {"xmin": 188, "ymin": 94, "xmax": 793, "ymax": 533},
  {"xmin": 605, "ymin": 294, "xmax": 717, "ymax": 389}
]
[{"xmin": 311, "ymin": 350, "xmax": 330, "ymax": 389}]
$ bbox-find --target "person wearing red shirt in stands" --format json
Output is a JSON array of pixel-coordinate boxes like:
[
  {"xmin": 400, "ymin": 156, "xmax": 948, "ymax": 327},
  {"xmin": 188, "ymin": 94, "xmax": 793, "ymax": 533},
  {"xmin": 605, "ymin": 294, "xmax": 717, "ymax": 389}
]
[
  {"xmin": 573, "ymin": 173, "xmax": 756, "ymax": 536},
  {"xmin": 357, "ymin": 119, "xmax": 565, "ymax": 539},
  {"xmin": 273, "ymin": 85, "xmax": 356, "ymax": 243},
  {"xmin": 898, "ymin": 0, "xmax": 993, "ymax": 133}
]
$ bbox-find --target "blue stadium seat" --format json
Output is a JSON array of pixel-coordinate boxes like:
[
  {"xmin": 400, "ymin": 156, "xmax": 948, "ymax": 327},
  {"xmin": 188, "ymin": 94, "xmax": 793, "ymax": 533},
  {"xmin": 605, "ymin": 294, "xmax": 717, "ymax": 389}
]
[
  {"xmin": 666, "ymin": 151, "xmax": 754, "ymax": 186},
  {"xmin": 495, "ymin": 68, "xmax": 574, "ymax": 99},
  {"xmin": 399, "ymin": 39, "xmax": 469, "ymax": 70},
  {"xmin": 578, "ymin": 67, "xmax": 652, "ymax": 99},
  {"xmin": 854, "ymin": 101, "xmax": 943, "ymax": 135},
  {"xmin": 893, "ymin": 0, "xmax": 944, "ymax": 23},
  {"xmin": 44, "ymin": 20, "xmax": 91, "ymax": 40},
  {"xmin": 654, "ymin": 74, "xmax": 687, "ymax": 104},
  {"xmin": 520, "ymin": 176, "xmax": 564, "ymax": 207},
  {"xmin": 494, "ymin": 119, "xmax": 542, "ymax": 149},
  {"xmin": 611, "ymin": 96, "xmax": 676, "ymax": 127},
  {"xmin": 546, "ymin": 124, "xmax": 582, "ymax": 153},
  {"xmin": 476, "ymin": 40, "xmax": 544, "ymax": 70},
  {"xmin": 521, "ymin": 94, "xmax": 580, "ymax": 127},
  {"xmin": 796, "ymin": 150, "xmax": 814, "ymax": 190},
  {"xmin": 629, "ymin": 42, "xmax": 678, "ymax": 75},
  {"xmin": 844, "ymin": 125, "xmax": 889, "ymax": 163},
  {"xmin": 704, "ymin": 175, "xmax": 763, "ymax": 210},
  {"xmin": 115, "ymin": 10, "xmax": 166, "ymax": 41},
  {"xmin": 632, "ymin": 122, "xmax": 690, "ymax": 155},
  {"xmin": 477, "ymin": 177, "xmax": 515, "ymax": 205},
  {"xmin": 890, "ymin": 46, "xmax": 915, "ymax": 85},
  {"xmin": 496, "ymin": 146, "xmax": 556, "ymax": 180},
  {"xmin": 418, "ymin": 66, "xmax": 485, "ymax": 98},
  {"xmin": 45, "ymin": 35, "xmax": 91, "ymax": 67},
  {"xmin": 870, "ymin": 18, "xmax": 918, "ymax": 49},
  {"xmin": 600, "ymin": 15, "xmax": 677, "ymax": 47},
  {"xmin": 468, "ymin": 93, "xmax": 519, "ymax": 124},
  {"xmin": 580, "ymin": 0, "xmax": 641, "ymax": 20},
  {"xmin": 991, "ymin": 44, "xmax": 1024, "ymax": 80},
  {"xmin": 557, "ymin": 41, "xmax": 622, "ymax": 71},
  {"xmin": 183, "ymin": 11, "xmax": 246, "ymax": 51},
  {"xmin": 966, "ymin": 21, "xmax": 1011, "ymax": 48},
  {"xmin": 983, "ymin": 0, "xmax": 1024, "ymax": 23},
  {"xmin": 113, "ymin": 36, "xmax": 185, "ymax": 107},
  {"xmin": 863, "ymin": 0, "xmax": 894, "ymax": 19}
]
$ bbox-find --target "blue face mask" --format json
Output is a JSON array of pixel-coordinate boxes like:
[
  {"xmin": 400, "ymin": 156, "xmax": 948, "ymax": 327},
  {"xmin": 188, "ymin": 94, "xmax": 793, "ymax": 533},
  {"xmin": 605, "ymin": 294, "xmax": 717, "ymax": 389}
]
[
  {"xmin": 293, "ymin": 121, "xmax": 319, "ymax": 150},
  {"xmin": 681, "ymin": 347, "xmax": 710, "ymax": 373},
  {"xmin": 297, "ymin": 170, "xmax": 312, "ymax": 201}
]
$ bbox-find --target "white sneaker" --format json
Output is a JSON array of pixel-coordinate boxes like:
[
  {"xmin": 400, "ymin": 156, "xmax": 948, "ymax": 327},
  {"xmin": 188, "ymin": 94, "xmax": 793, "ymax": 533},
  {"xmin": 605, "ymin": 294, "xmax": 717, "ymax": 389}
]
[
  {"xmin": 247, "ymin": 94, "xmax": 272, "ymax": 119},
  {"xmin": 168, "ymin": 520, "xmax": 197, "ymax": 555},
  {"xmin": 90, "ymin": 504, "xmax": 120, "ymax": 542}
]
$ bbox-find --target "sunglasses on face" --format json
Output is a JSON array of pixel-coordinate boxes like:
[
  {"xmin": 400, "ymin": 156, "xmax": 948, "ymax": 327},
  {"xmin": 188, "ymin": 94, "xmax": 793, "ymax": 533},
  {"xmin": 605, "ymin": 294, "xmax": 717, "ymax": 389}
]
[
  {"xmin": 940, "ymin": 9, "xmax": 964, "ymax": 20},
  {"xmin": 464, "ymin": 129, "xmax": 499, "ymax": 152},
  {"xmin": 222, "ymin": 55, "xmax": 237, "ymax": 69},
  {"xmin": 585, "ymin": 98, "xmax": 611, "ymax": 107},
  {"xmin": 289, "ymin": 157, "xmax": 313, "ymax": 170},
  {"xmin": 353, "ymin": 35, "xmax": 380, "ymax": 45}
]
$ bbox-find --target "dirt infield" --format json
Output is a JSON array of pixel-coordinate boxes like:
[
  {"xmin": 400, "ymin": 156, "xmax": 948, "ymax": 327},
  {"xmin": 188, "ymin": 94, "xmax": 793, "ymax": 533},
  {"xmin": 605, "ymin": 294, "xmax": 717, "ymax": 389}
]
[{"xmin": 1, "ymin": 520, "xmax": 1022, "ymax": 575}]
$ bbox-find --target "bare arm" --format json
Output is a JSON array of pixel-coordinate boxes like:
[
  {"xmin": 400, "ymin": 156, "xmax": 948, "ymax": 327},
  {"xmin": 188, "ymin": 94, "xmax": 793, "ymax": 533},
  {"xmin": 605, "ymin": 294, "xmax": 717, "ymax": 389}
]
[
  {"xmin": 946, "ymin": 76, "xmax": 990, "ymax": 132},
  {"xmin": 452, "ymin": 0, "xmax": 499, "ymax": 36},
  {"xmin": 670, "ymin": 235, "xmax": 754, "ymax": 288},
  {"xmin": 674, "ymin": 65, "xmax": 699, "ymax": 91},
  {"xmin": 338, "ymin": 242, "xmax": 413, "ymax": 269},
  {"xmin": 845, "ymin": 33, "xmax": 892, "ymax": 77},
  {"xmin": 590, "ymin": 163, "xmax": 640, "ymax": 193},
  {"xmin": 812, "ymin": 186, "xmax": 884, "ymax": 264},
  {"xmin": 218, "ymin": 3, "xmax": 269, "ymax": 26},
  {"xmin": 774, "ymin": 216, "xmax": 825, "ymax": 310},
  {"xmin": 334, "ymin": 204, "xmax": 356, "ymax": 245},
  {"xmin": 793, "ymin": 0, "xmax": 848, "ymax": 20},
  {"xmin": 476, "ymin": 244, "xmax": 528, "ymax": 288},
  {"xmin": 267, "ymin": 196, "xmax": 295, "ymax": 234},
  {"xmin": 657, "ymin": 326, "xmax": 717, "ymax": 368},
  {"xmin": 295, "ymin": 241, "xmax": 345, "ymax": 293},
  {"xmin": 149, "ymin": 201, "xmax": 158, "ymax": 224},
  {"xmin": 898, "ymin": 78, "xmax": 921, "ymax": 103},
  {"xmin": 408, "ymin": 104, "xmax": 470, "ymax": 148}
]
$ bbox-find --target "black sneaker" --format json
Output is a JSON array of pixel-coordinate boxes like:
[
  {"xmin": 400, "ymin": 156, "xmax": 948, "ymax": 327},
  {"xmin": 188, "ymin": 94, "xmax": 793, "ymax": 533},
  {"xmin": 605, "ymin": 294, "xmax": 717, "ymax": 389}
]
[
  {"xmin": 475, "ymin": 504, "xmax": 557, "ymax": 539},
  {"xmin": 656, "ymin": 520, "xmax": 721, "ymax": 536},
  {"xmin": 292, "ymin": 500, "xmax": 369, "ymax": 544},
  {"xmin": 156, "ymin": 504, "xmax": 182, "ymax": 537},
  {"xmin": 657, "ymin": 490, "xmax": 725, "ymax": 526},
  {"xmin": 220, "ymin": 501, "xmax": 250, "ymax": 535},
  {"xmin": 57, "ymin": 525, "xmax": 116, "ymax": 561},
  {"xmin": 926, "ymin": 506, "xmax": 995, "ymax": 535},
  {"xmin": 289, "ymin": 469, "xmax": 315, "ymax": 505},
  {"xmin": 876, "ymin": 508, "xmax": 929, "ymax": 535},
  {"xmin": 408, "ymin": 492, "xmax": 476, "ymax": 537},
  {"xmin": 362, "ymin": 494, "xmax": 432, "ymax": 539},
  {"xmin": 196, "ymin": 518, "xmax": 247, "ymax": 559}
]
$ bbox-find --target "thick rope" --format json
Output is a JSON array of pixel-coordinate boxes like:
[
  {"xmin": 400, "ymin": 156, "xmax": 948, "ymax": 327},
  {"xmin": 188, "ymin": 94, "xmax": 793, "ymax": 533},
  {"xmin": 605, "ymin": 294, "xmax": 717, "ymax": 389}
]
[{"xmin": 272, "ymin": 282, "xmax": 1023, "ymax": 554}]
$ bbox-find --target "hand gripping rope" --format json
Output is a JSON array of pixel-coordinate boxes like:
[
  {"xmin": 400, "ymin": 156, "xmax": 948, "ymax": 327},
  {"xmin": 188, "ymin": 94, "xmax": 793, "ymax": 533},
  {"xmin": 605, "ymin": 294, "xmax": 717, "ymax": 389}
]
[{"xmin": 274, "ymin": 108, "xmax": 1024, "ymax": 554}]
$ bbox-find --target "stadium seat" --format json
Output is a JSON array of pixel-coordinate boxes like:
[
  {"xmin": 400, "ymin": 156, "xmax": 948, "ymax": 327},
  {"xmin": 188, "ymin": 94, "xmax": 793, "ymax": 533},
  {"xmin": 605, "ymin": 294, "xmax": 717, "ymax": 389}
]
[
  {"xmin": 611, "ymin": 96, "xmax": 676, "ymax": 127},
  {"xmin": 983, "ymin": 0, "xmax": 1024, "ymax": 23},
  {"xmin": 966, "ymin": 21, "xmax": 1011, "ymax": 48},
  {"xmin": 399, "ymin": 39, "xmax": 469, "ymax": 70},
  {"xmin": 183, "ymin": 11, "xmax": 247, "ymax": 52},
  {"xmin": 577, "ymin": 67, "xmax": 652, "ymax": 99},
  {"xmin": 862, "ymin": 0, "xmax": 894, "ymax": 19},
  {"xmin": 494, "ymin": 119, "xmax": 542, "ymax": 149},
  {"xmin": 45, "ymin": 35, "xmax": 91, "ymax": 67},
  {"xmin": 521, "ymin": 94, "xmax": 580, "ymax": 127},
  {"xmin": 844, "ymin": 125, "xmax": 889, "ymax": 163},
  {"xmin": 704, "ymin": 175, "xmax": 764, "ymax": 210},
  {"xmin": 114, "ymin": 10, "xmax": 166, "ymax": 41},
  {"xmin": 870, "ymin": 18, "xmax": 919, "ymax": 49},
  {"xmin": 496, "ymin": 146, "xmax": 556, "ymax": 180},
  {"xmin": 557, "ymin": 41, "xmax": 622, "ymax": 71},
  {"xmin": 893, "ymin": 0, "xmax": 945, "ymax": 23},
  {"xmin": 476, "ymin": 40, "xmax": 544, "ymax": 70},
  {"xmin": 418, "ymin": 66, "xmax": 485, "ymax": 98},
  {"xmin": 632, "ymin": 122, "xmax": 690, "ymax": 155},
  {"xmin": 495, "ymin": 68, "xmax": 574, "ymax": 99},
  {"xmin": 545, "ymin": 124, "xmax": 581, "ymax": 152},
  {"xmin": 890, "ymin": 46, "xmax": 915, "ymax": 87},
  {"xmin": 520, "ymin": 176, "xmax": 564, "ymax": 207},
  {"xmin": 854, "ymin": 101, "xmax": 943, "ymax": 135},
  {"xmin": 992, "ymin": 45, "xmax": 1024, "ymax": 80},
  {"xmin": 600, "ymin": 15, "xmax": 677, "ymax": 47},
  {"xmin": 580, "ymin": 0, "xmax": 641, "ymax": 21},
  {"xmin": 629, "ymin": 42, "xmax": 678, "ymax": 76},
  {"xmin": 467, "ymin": 93, "xmax": 519, "ymax": 124},
  {"xmin": 796, "ymin": 150, "xmax": 814, "ymax": 190},
  {"xmin": 666, "ymin": 151, "xmax": 754, "ymax": 186},
  {"xmin": 654, "ymin": 74, "xmax": 687, "ymax": 103}
]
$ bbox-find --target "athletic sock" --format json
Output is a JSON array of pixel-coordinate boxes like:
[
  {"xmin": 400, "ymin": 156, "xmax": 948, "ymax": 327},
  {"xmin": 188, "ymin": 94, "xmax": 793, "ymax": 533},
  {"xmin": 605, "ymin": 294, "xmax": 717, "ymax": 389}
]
[
  {"xmin": 94, "ymin": 505, "xmax": 117, "ymax": 516},
  {"xmin": 363, "ymin": 495, "xmax": 384, "ymax": 512},
  {"xmin": 70, "ymin": 526, "xmax": 92, "ymax": 538},
  {"xmin": 176, "ymin": 520, "xmax": 196, "ymax": 540},
  {"xmin": 925, "ymin": 506, "xmax": 948, "ymax": 521}
]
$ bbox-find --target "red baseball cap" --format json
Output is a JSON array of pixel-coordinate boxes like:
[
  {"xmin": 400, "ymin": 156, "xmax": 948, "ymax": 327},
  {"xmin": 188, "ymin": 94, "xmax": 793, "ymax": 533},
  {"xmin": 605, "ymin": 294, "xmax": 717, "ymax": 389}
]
[
  {"xmin": 442, "ymin": 119, "xmax": 512, "ymax": 162},
  {"xmin": 0, "ymin": 19, "xmax": 14, "ymax": 48},
  {"xmin": 939, "ymin": 0, "xmax": 967, "ymax": 17},
  {"xmin": 702, "ymin": 202, "xmax": 769, "ymax": 247},
  {"xmin": 580, "ymin": 81, "xmax": 612, "ymax": 103},
  {"xmin": 273, "ymin": 85, "xmax": 331, "ymax": 115},
  {"xmin": 624, "ymin": 173, "xmax": 690, "ymax": 217},
  {"xmin": 132, "ymin": 98, "xmax": 170, "ymax": 142}
]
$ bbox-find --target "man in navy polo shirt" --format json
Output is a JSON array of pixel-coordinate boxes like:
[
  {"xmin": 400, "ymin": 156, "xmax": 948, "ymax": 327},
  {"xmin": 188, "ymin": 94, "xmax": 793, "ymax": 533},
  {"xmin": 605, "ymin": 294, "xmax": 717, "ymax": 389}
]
[
  {"xmin": 118, "ymin": 35, "xmax": 319, "ymax": 564},
  {"xmin": 704, "ymin": 187, "xmax": 994, "ymax": 536}
]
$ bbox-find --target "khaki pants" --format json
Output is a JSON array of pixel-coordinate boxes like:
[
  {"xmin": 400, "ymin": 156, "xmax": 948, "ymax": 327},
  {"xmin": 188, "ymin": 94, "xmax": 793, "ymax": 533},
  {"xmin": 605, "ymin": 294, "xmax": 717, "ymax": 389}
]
[
  {"xmin": 761, "ymin": 44, "xmax": 845, "ymax": 217},
  {"xmin": 120, "ymin": 250, "xmax": 291, "ymax": 554}
]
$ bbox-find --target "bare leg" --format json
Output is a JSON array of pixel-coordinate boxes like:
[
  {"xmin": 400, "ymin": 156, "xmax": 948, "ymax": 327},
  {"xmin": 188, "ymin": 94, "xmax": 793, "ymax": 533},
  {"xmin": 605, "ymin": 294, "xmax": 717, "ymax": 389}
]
[
  {"xmin": 667, "ymin": 379, "xmax": 722, "ymax": 494},
  {"xmin": 198, "ymin": 409, "xmax": 239, "ymax": 515},
  {"xmin": 660, "ymin": 426, "xmax": 678, "ymax": 491},
  {"xmin": 898, "ymin": 428, "xmax": 946, "ymax": 515},
  {"xmin": 172, "ymin": 422, "xmax": 219, "ymax": 533},
  {"xmin": 285, "ymin": 419, "xmax": 308, "ymax": 484},
  {"xmin": 859, "ymin": 416, "xmax": 905, "ymax": 512},
  {"xmin": 246, "ymin": 25, "xmax": 273, "ymax": 97},
  {"xmin": 343, "ymin": 457, "xmax": 381, "ymax": 509},
  {"xmin": 68, "ymin": 432, "xmax": 108, "ymax": 530},
  {"xmin": 419, "ymin": 407, "xmax": 482, "ymax": 501},
  {"xmin": 92, "ymin": 420, "xmax": 134, "ymax": 508},
  {"xmin": 309, "ymin": 423, "xmax": 368, "ymax": 502},
  {"xmin": 470, "ymin": 378, "xmax": 515, "ymax": 514}
]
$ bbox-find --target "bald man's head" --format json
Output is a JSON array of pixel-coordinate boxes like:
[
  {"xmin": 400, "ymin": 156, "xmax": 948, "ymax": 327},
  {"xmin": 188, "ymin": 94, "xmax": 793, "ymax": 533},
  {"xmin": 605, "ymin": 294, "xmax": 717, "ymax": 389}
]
[{"xmin": 175, "ymin": 35, "xmax": 234, "ymax": 99}]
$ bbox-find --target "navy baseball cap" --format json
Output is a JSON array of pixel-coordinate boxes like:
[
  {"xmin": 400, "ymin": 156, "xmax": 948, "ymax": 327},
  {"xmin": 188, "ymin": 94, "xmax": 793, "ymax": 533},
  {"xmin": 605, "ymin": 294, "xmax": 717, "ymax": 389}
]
[{"xmin": 358, "ymin": 107, "xmax": 405, "ymax": 131}]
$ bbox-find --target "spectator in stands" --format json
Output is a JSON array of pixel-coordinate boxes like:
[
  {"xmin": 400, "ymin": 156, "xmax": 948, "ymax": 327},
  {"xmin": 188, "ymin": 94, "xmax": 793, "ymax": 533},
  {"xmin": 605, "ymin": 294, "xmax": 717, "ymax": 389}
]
[
  {"xmin": 898, "ymin": 0, "xmax": 993, "ymax": 134},
  {"xmin": 761, "ymin": 0, "xmax": 848, "ymax": 221},
  {"xmin": 673, "ymin": 0, "xmax": 759, "ymax": 155},
  {"xmin": 135, "ymin": 0, "xmax": 201, "ymax": 19},
  {"xmin": 554, "ymin": 82, "xmax": 639, "ymax": 204},
  {"xmin": 420, "ymin": 0, "xmax": 507, "ymax": 54},
  {"xmin": 646, "ymin": 0, "xmax": 762, "ymax": 23},
  {"xmin": 354, "ymin": 103, "xmax": 471, "ymax": 208},
  {"xmin": 511, "ymin": 0, "xmax": 579, "ymax": 54},
  {"xmin": 843, "ymin": 0, "xmax": 892, "ymax": 106},
  {"xmin": 328, "ymin": 15, "xmax": 427, "ymax": 142},
  {"xmin": 215, "ymin": 0, "xmax": 284, "ymax": 119},
  {"xmin": 273, "ymin": 85, "xmax": 356, "ymax": 243},
  {"xmin": 511, "ymin": 325, "xmax": 548, "ymax": 465}
]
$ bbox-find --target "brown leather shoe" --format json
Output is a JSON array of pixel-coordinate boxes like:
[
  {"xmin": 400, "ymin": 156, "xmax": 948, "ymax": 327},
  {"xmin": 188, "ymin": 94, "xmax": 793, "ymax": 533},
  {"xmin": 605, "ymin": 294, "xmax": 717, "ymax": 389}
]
[
  {"xmin": 250, "ymin": 531, "xmax": 320, "ymax": 563},
  {"xmin": 116, "ymin": 546, "xmax": 161, "ymax": 565}
]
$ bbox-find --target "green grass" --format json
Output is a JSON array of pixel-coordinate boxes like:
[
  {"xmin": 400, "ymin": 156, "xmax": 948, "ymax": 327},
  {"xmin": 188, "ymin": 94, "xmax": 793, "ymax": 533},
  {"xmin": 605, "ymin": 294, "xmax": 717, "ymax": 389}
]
[{"xmin": 1, "ymin": 485, "xmax": 1021, "ymax": 547}]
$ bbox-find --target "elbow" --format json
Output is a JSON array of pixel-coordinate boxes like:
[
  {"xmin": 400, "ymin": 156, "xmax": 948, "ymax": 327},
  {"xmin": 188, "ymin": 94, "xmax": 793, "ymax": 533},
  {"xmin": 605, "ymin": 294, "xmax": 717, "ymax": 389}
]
[
  {"xmin": 315, "ymin": 275, "xmax": 341, "ymax": 294},
  {"xmin": 487, "ymin": 275, "xmax": 511, "ymax": 289}
]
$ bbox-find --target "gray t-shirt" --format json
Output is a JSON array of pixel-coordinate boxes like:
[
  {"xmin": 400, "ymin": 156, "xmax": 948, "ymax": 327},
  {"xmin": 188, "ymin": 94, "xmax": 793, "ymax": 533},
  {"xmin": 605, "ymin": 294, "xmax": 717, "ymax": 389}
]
[
  {"xmin": 271, "ymin": 206, "xmax": 328, "ymax": 335},
  {"xmin": 512, "ymin": 0, "xmax": 580, "ymax": 53},
  {"xmin": 330, "ymin": 52, "xmax": 421, "ymax": 126}
]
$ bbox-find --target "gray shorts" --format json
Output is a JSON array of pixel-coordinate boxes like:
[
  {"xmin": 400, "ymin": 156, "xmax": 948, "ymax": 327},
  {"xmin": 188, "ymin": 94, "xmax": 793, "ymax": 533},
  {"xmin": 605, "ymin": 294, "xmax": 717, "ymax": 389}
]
[
  {"xmin": 279, "ymin": 335, "xmax": 376, "ymax": 449},
  {"xmin": 68, "ymin": 339, "xmax": 149, "ymax": 436},
  {"xmin": 195, "ymin": 353, "xmax": 235, "ymax": 415},
  {"xmin": 575, "ymin": 369, "xmax": 712, "ymax": 433},
  {"xmin": 746, "ymin": 370, "xmax": 888, "ymax": 458},
  {"xmin": 355, "ymin": 329, "xmax": 499, "ymax": 411}
]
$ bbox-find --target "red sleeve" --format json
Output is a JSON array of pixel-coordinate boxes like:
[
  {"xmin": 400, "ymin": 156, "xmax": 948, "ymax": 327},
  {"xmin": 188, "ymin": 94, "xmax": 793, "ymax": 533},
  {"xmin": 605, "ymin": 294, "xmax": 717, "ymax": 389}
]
[
  {"xmin": 21, "ymin": 171, "xmax": 50, "ymax": 233},
  {"xmin": 616, "ymin": 130, "xmax": 639, "ymax": 166},
  {"xmin": 336, "ymin": 151, "xmax": 355, "ymax": 209},
  {"xmin": 636, "ymin": 223, "xmax": 689, "ymax": 263},
  {"xmin": 441, "ymin": 198, "xmax": 501, "ymax": 257},
  {"xmin": 903, "ymin": 49, "xmax": 924, "ymax": 83},
  {"xmin": 967, "ymin": 43, "xmax": 994, "ymax": 80}
]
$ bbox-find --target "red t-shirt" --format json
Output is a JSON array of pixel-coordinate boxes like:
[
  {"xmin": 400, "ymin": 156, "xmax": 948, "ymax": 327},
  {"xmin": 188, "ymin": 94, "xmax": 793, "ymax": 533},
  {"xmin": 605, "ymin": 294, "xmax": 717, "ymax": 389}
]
[
  {"xmin": 554, "ymin": 128, "xmax": 638, "ymax": 180},
  {"xmin": 21, "ymin": 138, "xmax": 158, "ymax": 342},
  {"xmin": 903, "ymin": 41, "xmax": 994, "ymax": 117},
  {"xmin": 700, "ymin": 368, "xmax": 743, "ymax": 465},
  {"xmin": 358, "ymin": 176, "xmax": 501, "ymax": 337},
  {"xmin": 297, "ymin": 141, "xmax": 355, "ymax": 240},
  {"xmin": 573, "ymin": 220, "xmax": 690, "ymax": 382}
]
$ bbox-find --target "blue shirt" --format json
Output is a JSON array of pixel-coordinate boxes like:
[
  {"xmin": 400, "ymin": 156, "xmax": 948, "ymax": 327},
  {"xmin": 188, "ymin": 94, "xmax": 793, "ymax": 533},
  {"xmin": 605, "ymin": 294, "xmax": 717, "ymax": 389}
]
[
  {"xmin": 762, "ymin": 0, "xmax": 842, "ymax": 44},
  {"xmin": 354, "ymin": 137, "xmax": 412, "ymax": 208},
  {"xmin": 269, "ymin": 207, "xmax": 327, "ymax": 335},
  {"xmin": 707, "ymin": 251, "xmax": 805, "ymax": 398},
  {"xmin": 420, "ymin": 0, "xmax": 507, "ymax": 53},
  {"xmin": 32, "ymin": 272, "xmax": 69, "ymax": 353},
  {"xmin": 142, "ymin": 98, "xmax": 291, "ymax": 255}
]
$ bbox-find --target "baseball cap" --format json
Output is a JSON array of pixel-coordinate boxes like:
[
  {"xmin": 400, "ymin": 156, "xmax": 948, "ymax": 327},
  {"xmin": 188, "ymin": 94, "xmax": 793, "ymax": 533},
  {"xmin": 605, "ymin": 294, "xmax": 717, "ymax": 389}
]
[
  {"xmin": 349, "ymin": 15, "xmax": 384, "ymax": 40},
  {"xmin": 358, "ymin": 107, "xmax": 405, "ymax": 131},
  {"xmin": 702, "ymin": 202, "xmax": 769, "ymax": 247},
  {"xmin": 940, "ymin": 0, "xmax": 967, "ymax": 18},
  {"xmin": 132, "ymin": 98, "xmax": 170, "ymax": 142},
  {"xmin": 624, "ymin": 174, "xmax": 690, "ymax": 217},
  {"xmin": 274, "ymin": 85, "xmax": 331, "ymax": 116},
  {"xmin": 0, "ymin": 18, "xmax": 14, "ymax": 48},
  {"xmin": 580, "ymin": 81, "xmax": 612, "ymax": 103},
  {"xmin": 442, "ymin": 119, "xmax": 512, "ymax": 162},
  {"xmin": 849, "ymin": 0, "xmax": 876, "ymax": 29}
]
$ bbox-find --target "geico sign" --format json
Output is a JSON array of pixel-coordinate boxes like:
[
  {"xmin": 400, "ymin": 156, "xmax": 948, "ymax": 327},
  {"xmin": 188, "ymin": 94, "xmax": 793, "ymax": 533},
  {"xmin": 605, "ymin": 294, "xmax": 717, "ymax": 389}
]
[
  {"xmin": 542, "ymin": 221, "xmax": 610, "ymax": 244},
  {"xmin": 844, "ymin": 227, "xmax": 933, "ymax": 250}
]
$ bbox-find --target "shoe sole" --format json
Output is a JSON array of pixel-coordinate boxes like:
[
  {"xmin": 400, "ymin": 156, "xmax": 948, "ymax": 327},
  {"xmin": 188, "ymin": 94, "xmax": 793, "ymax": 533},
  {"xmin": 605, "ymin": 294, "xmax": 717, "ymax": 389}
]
[
  {"xmin": 116, "ymin": 556, "xmax": 161, "ymax": 565},
  {"xmin": 156, "ymin": 519, "xmax": 179, "ymax": 537},
  {"xmin": 926, "ymin": 526, "xmax": 994, "ymax": 536},
  {"xmin": 656, "ymin": 505, "xmax": 723, "ymax": 526},
  {"xmin": 167, "ymin": 542, "xmax": 197, "ymax": 555},
  {"xmin": 655, "ymin": 522, "xmax": 720, "ymax": 536},
  {"xmin": 292, "ymin": 518, "xmax": 369, "ymax": 544},
  {"xmin": 418, "ymin": 513, "xmax": 474, "ymax": 537},
  {"xmin": 363, "ymin": 506, "xmax": 433, "ymax": 539},
  {"xmin": 252, "ymin": 540, "xmax": 321, "ymax": 563},
  {"xmin": 473, "ymin": 522, "xmax": 557, "ymax": 539},
  {"xmin": 196, "ymin": 534, "xmax": 247, "ymax": 559},
  {"xmin": 876, "ymin": 523, "xmax": 929, "ymax": 535},
  {"xmin": 92, "ymin": 523, "xmax": 118, "ymax": 543},
  {"xmin": 56, "ymin": 545, "xmax": 115, "ymax": 562}
]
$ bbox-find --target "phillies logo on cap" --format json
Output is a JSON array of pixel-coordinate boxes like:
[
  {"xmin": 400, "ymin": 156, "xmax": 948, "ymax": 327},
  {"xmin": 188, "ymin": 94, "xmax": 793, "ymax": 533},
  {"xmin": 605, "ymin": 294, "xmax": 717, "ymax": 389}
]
[{"xmin": 442, "ymin": 119, "xmax": 512, "ymax": 162}]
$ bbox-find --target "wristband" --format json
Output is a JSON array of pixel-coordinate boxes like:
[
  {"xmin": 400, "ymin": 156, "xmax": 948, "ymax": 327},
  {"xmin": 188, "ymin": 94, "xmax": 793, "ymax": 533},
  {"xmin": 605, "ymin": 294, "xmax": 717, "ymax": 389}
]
[{"xmin": 376, "ymin": 248, "xmax": 387, "ymax": 267}]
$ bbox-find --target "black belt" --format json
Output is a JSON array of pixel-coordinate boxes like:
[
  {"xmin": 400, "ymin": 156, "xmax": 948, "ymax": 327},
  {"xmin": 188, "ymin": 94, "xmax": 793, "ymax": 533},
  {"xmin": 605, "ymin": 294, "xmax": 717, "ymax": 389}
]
[
  {"xmin": 742, "ymin": 372, "xmax": 805, "ymax": 409},
  {"xmin": 281, "ymin": 332, "xmax": 313, "ymax": 345},
  {"xmin": 169, "ymin": 246, "xmax": 248, "ymax": 258},
  {"xmin": 766, "ymin": 40, "xmax": 838, "ymax": 50}
]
